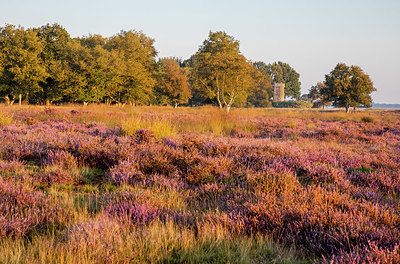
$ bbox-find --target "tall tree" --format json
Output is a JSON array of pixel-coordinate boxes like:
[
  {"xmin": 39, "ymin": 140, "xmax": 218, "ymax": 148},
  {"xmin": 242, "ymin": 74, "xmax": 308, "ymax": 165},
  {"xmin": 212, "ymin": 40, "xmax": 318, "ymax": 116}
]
[
  {"xmin": 62, "ymin": 39, "xmax": 109, "ymax": 104},
  {"xmin": 104, "ymin": 30, "xmax": 157, "ymax": 105},
  {"xmin": 155, "ymin": 58, "xmax": 191, "ymax": 108},
  {"xmin": 322, "ymin": 63, "xmax": 376, "ymax": 113},
  {"xmin": 0, "ymin": 25, "xmax": 46, "ymax": 105},
  {"xmin": 79, "ymin": 35, "xmax": 122, "ymax": 105},
  {"xmin": 191, "ymin": 31, "xmax": 253, "ymax": 112},
  {"xmin": 255, "ymin": 61, "xmax": 301, "ymax": 99},
  {"xmin": 36, "ymin": 23, "xmax": 71, "ymax": 105}
]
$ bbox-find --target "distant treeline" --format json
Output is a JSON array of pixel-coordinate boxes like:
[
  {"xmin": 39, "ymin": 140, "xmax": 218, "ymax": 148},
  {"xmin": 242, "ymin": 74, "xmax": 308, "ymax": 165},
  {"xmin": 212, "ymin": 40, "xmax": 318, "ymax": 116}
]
[{"xmin": 0, "ymin": 24, "xmax": 302, "ymax": 110}]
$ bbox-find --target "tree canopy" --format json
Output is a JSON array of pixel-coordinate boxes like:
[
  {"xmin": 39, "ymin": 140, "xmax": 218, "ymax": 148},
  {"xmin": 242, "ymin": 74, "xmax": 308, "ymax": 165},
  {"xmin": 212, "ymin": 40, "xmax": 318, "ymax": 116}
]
[
  {"xmin": 322, "ymin": 63, "xmax": 376, "ymax": 112},
  {"xmin": 308, "ymin": 82, "xmax": 330, "ymax": 109},
  {"xmin": 248, "ymin": 63, "xmax": 273, "ymax": 107},
  {"xmin": 155, "ymin": 57, "xmax": 191, "ymax": 107},
  {"xmin": 0, "ymin": 25, "xmax": 158, "ymax": 106},
  {"xmin": 0, "ymin": 25, "xmax": 47, "ymax": 105},
  {"xmin": 191, "ymin": 31, "xmax": 254, "ymax": 112},
  {"xmin": 36, "ymin": 23, "xmax": 71, "ymax": 105},
  {"xmin": 104, "ymin": 30, "xmax": 157, "ymax": 105}
]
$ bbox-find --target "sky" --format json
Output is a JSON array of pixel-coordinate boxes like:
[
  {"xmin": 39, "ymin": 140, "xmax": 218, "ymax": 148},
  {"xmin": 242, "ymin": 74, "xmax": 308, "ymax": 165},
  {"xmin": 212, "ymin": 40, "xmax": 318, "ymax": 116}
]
[{"xmin": 1, "ymin": 0, "xmax": 399, "ymax": 103}]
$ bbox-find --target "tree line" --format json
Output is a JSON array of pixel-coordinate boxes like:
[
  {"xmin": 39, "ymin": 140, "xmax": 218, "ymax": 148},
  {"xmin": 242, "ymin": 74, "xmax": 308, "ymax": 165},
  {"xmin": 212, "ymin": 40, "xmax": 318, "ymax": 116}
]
[{"xmin": 0, "ymin": 23, "xmax": 375, "ymax": 112}]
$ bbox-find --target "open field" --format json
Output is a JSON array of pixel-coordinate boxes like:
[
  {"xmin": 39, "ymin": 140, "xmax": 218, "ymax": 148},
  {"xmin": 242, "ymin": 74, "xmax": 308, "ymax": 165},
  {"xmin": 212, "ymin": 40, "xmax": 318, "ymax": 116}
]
[{"xmin": 0, "ymin": 105, "xmax": 399, "ymax": 263}]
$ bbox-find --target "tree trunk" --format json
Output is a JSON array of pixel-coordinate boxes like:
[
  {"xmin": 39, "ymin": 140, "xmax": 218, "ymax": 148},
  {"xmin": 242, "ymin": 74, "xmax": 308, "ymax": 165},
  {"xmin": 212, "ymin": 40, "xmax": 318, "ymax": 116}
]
[
  {"xmin": 4, "ymin": 96, "xmax": 10, "ymax": 105},
  {"xmin": 45, "ymin": 99, "xmax": 51, "ymax": 106},
  {"xmin": 345, "ymin": 106, "xmax": 350, "ymax": 113},
  {"xmin": 19, "ymin": 94, "xmax": 22, "ymax": 106},
  {"xmin": 216, "ymin": 91, "xmax": 223, "ymax": 109},
  {"xmin": 5, "ymin": 96, "xmax": 15, "ymax": 106},
  {"xmin": 216, "ymin": 77, "xmax": 223, "ymax": 109},
  {"xmin": 83, "ymin": 102, "xmax": 88, "ymax": 106},
  {"xmin": 225, "ymin": 105, "xmax": 231, "ymax": 113},
  {"xmin": 24, "ymin": 93, "xmax": 29, "ymax": 105},
  {"xmin": 174, "ymin": 102, "xmax": 178, "ymax": 108}
]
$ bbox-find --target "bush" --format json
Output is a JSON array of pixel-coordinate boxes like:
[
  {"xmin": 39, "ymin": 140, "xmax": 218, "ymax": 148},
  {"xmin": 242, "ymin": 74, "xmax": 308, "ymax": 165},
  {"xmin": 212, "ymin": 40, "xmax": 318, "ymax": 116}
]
[
  {"xmin": 361, "ymin": 116, "xmax": 374, "ymax": 123},
  {"xmin": 272, "ymin": 101, "xmax": 313, "ymax": 108}
]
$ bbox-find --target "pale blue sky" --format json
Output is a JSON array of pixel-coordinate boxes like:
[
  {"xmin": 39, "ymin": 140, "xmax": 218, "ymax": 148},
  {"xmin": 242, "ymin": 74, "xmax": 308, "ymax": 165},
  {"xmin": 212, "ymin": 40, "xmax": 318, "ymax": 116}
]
[{"xmin": 1, "ymin": 0, "xmax": 399, "ymax": 103}]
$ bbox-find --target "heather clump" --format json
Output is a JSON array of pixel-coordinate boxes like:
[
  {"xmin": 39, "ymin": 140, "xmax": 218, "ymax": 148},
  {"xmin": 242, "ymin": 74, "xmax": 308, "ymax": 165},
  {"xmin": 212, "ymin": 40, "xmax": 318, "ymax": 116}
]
[
  {"xmin": 361, "ymin": 116, "xmax": 374, "ymax": 123},
  {"xmin": 103, "ymin": 191, "xmax": 162, "ymax": 227},
  {"xmin": 38, "ymin": 165, "xmax": 79, "ymax": 186},
  {"xmin": 0, "ymin": 159, "xmax": 27, "ymax": 179},
  {"xmin": 134, "ymin": 128, "xmax": 155, "ymax": 143},
  {"xmin": 43, "ymin": 150, "xmax": 78, "ymax": 169},
  {"xmin": 323, "ymin": 242, "xmax": 400, "ymax": 264},
  {"xmin": 0, "ymin": 178, "xmax": 69, "ymax": 238},
  {"xmin": 107, "ymin": 160, "xmax": 144, "ymax": 185}
]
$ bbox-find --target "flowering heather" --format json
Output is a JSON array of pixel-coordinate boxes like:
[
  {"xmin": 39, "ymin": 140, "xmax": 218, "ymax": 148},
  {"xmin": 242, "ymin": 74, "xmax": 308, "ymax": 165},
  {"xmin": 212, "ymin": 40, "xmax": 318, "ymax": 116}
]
[
  {"xmin": 103, "ymin": 191, "xmax": 162, "ymax": 227},
  {"xmin": 0, "ymin": 159, "xmax": 27, "ymax": 179},
  {"xmin": 0, "ymin": 106, "xmax": 399, "ymax": 263},
  {"xmin": 0, "ymin": 178, "xmax": 68, "ymax": 238},
  {"xmin": 107, "ymin": 160, "xmax": 144, "ymax": 185}
]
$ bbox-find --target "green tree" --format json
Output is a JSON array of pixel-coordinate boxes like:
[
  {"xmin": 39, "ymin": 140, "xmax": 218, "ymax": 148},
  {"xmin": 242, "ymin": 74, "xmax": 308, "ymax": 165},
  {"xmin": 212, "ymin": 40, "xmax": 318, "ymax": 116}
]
[
  {"xmin": 62, "ymin": 39, "xmax": 109, "ymax": 104},
  {"xmin": 0, "ymin": 25, "xmax": 46, "ymax": 105},
  {"xmin": 191, "ymin": 31, "xmax": 253, "ymax": 112},
  {"xmin": 322, "ymin": 63, "xmax": 376, "ymax": 113},
  {"xmin": 247, "ymin": 76, "xmax": 273, "ymax": 107},
  {"xmin": 79, "ymin": 34, "xmax": 107, "ymax": 49},
  {"xmin": 36, "ymin": 23, "xmax": 71, "ymax": 105},
  {"xmin": 104, "ymin": 30, "xmax": 157, "ymax": 105},
  {"xmin": 248, "ymin": 63, "xmax": 273, "ymax": 107},
  {"xmin": 155, "ymin": 58, "xmax": 191, "ymax": 108},
  {"xmin": 79, "ymin": 35, "xmax": 122, "ymax": 105},
  {"xmin": 308, "ymin": 82, "xmax": 330, "ymax": 109},
  {"xmin": 256, "ymin": 61, "xmax": 301, "ymax": 99}
]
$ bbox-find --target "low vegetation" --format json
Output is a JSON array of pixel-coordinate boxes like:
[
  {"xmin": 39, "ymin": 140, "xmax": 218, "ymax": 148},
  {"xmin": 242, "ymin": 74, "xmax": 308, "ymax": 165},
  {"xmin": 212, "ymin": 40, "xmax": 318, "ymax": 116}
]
[{"xmin": 0, "ymin": 105, "xmax": 399, "ymax": 263}]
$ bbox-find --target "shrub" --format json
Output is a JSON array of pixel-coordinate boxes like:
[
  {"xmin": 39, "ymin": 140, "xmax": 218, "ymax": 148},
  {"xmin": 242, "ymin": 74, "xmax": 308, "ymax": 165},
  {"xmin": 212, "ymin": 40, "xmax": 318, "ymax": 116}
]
[{"xmin": 361, "ymin": 116, "xmax": 374, "ymax": 123}]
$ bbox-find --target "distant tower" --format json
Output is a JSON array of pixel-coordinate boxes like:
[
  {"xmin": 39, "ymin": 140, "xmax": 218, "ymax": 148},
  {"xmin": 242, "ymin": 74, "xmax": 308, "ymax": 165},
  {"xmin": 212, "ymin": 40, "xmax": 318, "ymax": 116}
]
[{"xmin": 273, "ymin": 83, "xmax": 285, "ymax": 102}]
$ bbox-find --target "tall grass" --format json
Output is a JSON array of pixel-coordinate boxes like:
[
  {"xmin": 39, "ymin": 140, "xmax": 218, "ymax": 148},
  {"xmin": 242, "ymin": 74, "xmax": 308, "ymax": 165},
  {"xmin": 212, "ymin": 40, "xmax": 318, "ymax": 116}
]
[
  {"xmin": 2, "ymin": 104, "xmax": 393, "ymax": 134},
  {"xmin": 0, "ymin": 219, "xmax": 304, "ymax": 264},
  {"xmin": 121, "ymin": 115, "xmax": 177, "ymax": 138},
  {"xmin": 0, "ymin": 111, "xmax": 13, "ymax": 126}
]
